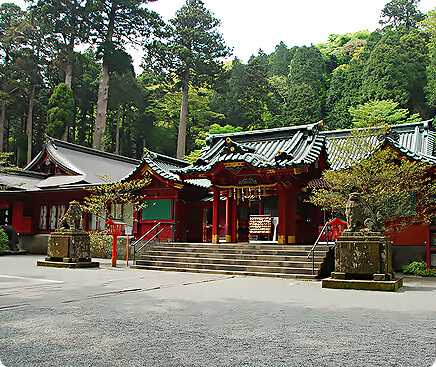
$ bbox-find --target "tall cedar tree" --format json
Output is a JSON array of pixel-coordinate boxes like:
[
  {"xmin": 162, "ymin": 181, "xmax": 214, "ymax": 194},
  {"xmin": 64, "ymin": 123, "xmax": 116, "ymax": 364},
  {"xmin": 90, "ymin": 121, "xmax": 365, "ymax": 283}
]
[
  {"xmin": 29, "ymin": 0, "xmax": 90, "ymax": 90},
  {"xmin": 144, "ymin": 0, "xmax": 231, "ymax": 159},
  {"xmin": 379, "ymin": 0, "xmax": 425, "ymax": 30},
  {"xmin": 88, "ymin": 0, "xmax": 162, "ymax": 151},
  {"xmin": 0, "ymin": 3, "xmax": 26, "ymax": 152}
]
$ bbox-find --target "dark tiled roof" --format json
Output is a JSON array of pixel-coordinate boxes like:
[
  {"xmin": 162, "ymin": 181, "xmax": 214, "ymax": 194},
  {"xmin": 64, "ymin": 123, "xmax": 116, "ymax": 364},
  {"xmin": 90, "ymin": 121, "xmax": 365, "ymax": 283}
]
[
  {"xmin": 176, "ymin": 123, "xmax": 325, "ymax": 175},
  {"xmin": 25, "ymin": 137, "xmax": 140, "ymax": 185},
  {"xmin": 321, "ymin": 120, "xmax": 435, "ymax": 170},
  {"xmin": 124, "ymin": 149, "xmax": 211, "ymax": 189}
]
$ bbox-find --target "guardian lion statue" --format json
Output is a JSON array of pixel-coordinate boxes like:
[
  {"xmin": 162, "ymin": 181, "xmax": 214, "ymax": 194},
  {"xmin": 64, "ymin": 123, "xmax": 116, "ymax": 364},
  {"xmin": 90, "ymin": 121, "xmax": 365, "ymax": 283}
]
[
  {"xmin": 344, "ymin": 192, "xmax": 384, "ymax": 233},
  {"xmin": 58, "ymin": 201, "xmax": 83, "ymax": 231}
]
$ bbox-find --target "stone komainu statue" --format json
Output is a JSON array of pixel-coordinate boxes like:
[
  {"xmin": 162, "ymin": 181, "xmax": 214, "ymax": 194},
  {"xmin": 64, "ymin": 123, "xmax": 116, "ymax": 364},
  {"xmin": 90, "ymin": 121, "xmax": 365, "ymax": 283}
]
[
  {"xmin": 345, "ymin": 192, "xmax": 384, "ymax": 233},
  {"xmin": 59, "ymin": 201, "xmax": 83, "ymax": 231}
]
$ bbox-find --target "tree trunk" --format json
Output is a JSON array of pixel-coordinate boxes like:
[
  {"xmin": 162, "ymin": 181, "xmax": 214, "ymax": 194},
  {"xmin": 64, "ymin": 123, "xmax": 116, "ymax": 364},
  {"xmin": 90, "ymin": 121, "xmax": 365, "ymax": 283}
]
[
  {"xmin": 176, "ymin": 67, "xmax": 190, "ymax": 159},
  {"xmin": 65, "ymin": 62, "xmax": 73, "ymax": 89},
  {"xmin": 115, "ymin": 102, "xmax": 121, "ymax": 155},
  {"xmin": 0, "ymin": 99, "xmax": 5, "ymax": 152},
  {"xmin": 26, "ymin": 84, "xmax": 35, "ymax": 164},
  {"xmin": 93, "ymin": 61, "xmax": 110, "ymax": 150},
  {"xmin": 93, "ymin": 3, "xmax": 116, "ymax": 151}
]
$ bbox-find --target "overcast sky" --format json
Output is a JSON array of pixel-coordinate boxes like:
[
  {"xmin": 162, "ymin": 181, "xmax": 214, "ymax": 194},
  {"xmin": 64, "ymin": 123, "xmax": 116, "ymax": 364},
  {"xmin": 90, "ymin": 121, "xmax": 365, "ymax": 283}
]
[{"xmin": 3, "ymin": 0, "xmax": 436, "ymax": 67}]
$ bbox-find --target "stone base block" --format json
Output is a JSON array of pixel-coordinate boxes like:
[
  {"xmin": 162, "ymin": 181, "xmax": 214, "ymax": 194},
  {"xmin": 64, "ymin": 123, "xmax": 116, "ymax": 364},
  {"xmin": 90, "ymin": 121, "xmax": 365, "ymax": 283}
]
[
  {"xmin": 322, "ymin": 277, "xmax": 403, "ymax": 292},
  {"xmin": 0, "ymin": 250, "xmax": 27, "ymax": 256},
  {"xmin": 37, "ymin": 260, "xmax": 99, "ymax": 268}
]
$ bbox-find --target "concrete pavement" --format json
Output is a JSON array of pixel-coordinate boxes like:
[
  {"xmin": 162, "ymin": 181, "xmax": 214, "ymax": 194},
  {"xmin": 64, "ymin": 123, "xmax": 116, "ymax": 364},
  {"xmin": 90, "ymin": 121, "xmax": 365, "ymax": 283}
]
[{"xmin": 0, "ymin": 255, "xmax": 435, "ymax": 366}]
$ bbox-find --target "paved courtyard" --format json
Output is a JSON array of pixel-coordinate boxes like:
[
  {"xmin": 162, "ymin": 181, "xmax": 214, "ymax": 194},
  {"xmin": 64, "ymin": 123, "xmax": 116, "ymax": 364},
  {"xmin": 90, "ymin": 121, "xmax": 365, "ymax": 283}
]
[{"xmin": 0, "ymin": 255, "xmax": 435, "ymax": 367}]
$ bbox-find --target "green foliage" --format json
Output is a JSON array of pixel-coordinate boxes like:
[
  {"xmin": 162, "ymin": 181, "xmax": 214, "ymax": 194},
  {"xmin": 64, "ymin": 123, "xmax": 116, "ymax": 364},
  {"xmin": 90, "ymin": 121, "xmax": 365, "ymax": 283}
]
[
  {"xmin": 402, "ymin": 261, "xmax": 436, "ymax": 276},
  {"xmin": 83, "ymin": 178, "xmax": 150, "ymax": 224},
  {"xmin": 309, "ymin": 128, "xmax": 436, "ymax": 233},
  {"xmin": 46, "ymin": 83, "xmax": 75, "ymax": 138},
  {"xmin": 0, "ymin": 227, "xmax": 9, "ymax": 253},
  {"xmin": 88, "ymin": 229, "xmax": 112, "ymax": 258},
  {"xmin": 361, "ymin": 29, "xmax": 429, "ymax": 112},
  {"xmin": 380, "ymin": 0, "xmax": 425, "ymax": 30},
  {"xmin": 349, "ymin": 99, "xmax": 421, "ymax": 128}
]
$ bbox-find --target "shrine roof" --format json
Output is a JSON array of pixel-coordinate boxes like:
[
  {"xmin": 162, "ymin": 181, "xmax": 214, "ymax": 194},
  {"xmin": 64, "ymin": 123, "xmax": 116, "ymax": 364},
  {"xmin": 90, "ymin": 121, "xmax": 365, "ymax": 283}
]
[
  {"xmin": 124, "ymin": 149, "xmax": 211, "ymax": 189},
  {"xmin": 25, "ymin": 137, "xmax": 140, "ymax": 185},
  {"xmin": 321, "ymin": 120, "xmax": 435, "ymax": 170},
  {"xmin": 0, "ymin": 170, "xmax": 48, "ymax": 191},
  {"xmin": 176, "ymin": 122, "xmax": 325, "ymax": 176}
]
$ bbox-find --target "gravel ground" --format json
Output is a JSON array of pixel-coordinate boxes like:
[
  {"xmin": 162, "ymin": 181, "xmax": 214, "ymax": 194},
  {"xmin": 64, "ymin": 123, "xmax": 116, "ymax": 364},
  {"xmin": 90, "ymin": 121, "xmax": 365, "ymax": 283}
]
[{"xmin": 0, "ymin": 255, "xmax": 435, "ymax": 367}]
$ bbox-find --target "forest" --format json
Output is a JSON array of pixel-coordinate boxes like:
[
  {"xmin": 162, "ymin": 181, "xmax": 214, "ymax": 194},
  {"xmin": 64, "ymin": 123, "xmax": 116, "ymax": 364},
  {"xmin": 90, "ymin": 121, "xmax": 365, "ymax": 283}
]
[{"xmin": 0, "ymin": 0, "xmax": 436, "ymax": 166}]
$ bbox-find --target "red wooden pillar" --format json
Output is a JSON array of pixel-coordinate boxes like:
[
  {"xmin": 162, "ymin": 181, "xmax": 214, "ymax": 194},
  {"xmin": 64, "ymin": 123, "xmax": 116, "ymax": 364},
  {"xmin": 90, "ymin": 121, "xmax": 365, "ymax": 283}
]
[
  {"xmin": 212, "ymin": 189, "xmax": 220, "ymax": 243},
  {"xmin": 225, "ymin": 191, "xmax": 232, "ymax": 243},
  {"xmin": 278, "ymin": 184, "xmax": 287, "ymax": 244},
  {"xmin": 277, "ymin": 184, "xmax": 297, "ymax": 244},
  {"xmin": 287, "ymin": 187, "xmax": 297, "ymax": 244},
  {"xmin": 231, "ymin": 194, "xmax": 238, "ymax": 243}
]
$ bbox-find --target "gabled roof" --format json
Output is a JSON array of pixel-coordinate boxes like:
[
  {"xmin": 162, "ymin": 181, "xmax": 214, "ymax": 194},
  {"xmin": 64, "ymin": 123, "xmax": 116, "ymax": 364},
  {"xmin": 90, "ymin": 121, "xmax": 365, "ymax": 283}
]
[
  {"xmin": 176, "ymin": 122, "xmax": 326, "ymax": 176},
  {"xmin": 25, "ymin": 137, "xmax": 140, "ymax": 186},
  {"xmin": 321, "ymin": 120, "xmax": 435, "ymax": 170},
  {"xmin": 0, "ymin": 170, "xmax": 48, "ymax": 191},
  {"xmin": 124, "ymin": 149, "xmax": 211, "ymax": 189}
]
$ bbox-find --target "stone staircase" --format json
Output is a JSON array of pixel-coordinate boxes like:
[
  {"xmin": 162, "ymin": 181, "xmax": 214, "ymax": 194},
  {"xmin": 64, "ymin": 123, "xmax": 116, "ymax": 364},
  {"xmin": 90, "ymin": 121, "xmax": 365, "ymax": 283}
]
[{"xmin": 130, "ymin": 242, "xmax": 333, "ymax": 279}]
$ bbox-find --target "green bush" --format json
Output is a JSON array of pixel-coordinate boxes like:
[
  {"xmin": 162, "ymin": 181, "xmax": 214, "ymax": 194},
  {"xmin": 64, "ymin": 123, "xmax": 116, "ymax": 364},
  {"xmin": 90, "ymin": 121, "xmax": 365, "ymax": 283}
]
[
  {"xmin": 0, "ymin": 227, "xmax": 9, "ymax": 253},
  {"xmin": 402, "ymin": 261, "xmax": 436, "ymax": 277},
  {"xmin": 88, "ymin": 229, "xmax": 113, "ymax": 258}
]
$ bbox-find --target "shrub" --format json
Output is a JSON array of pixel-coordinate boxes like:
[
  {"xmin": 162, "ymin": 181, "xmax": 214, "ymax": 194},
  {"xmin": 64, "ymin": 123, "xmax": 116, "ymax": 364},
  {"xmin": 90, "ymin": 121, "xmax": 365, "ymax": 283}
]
[
  {"xmin": 0, "ymin": 227, "xmax": 9, "ymax": 253},
  {"xmin": 402, "ymin": 261, "xmax": 436, "ymax": 277},
  {"xmin": 88, "ymin": 229, "xmax": 112, "ymax": 258}
]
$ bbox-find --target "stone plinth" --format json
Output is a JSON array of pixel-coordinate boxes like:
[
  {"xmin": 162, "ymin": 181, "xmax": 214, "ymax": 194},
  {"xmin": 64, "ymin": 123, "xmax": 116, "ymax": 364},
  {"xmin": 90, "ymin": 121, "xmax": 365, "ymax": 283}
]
[
  {"xmin": 322, "ymin": 232, "xmax": 402, "ymax": 291},
  {"xmin": 333, "ymin": 232, "xmax": 393, "ymax": 280},
  {"xmin": 37, "ymin": 230, "xmax": 99, "ymax": 268}
]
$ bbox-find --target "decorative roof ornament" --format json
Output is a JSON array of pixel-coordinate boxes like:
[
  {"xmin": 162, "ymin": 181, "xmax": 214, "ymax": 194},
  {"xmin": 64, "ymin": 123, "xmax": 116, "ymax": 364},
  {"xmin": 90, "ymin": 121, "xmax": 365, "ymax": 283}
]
[
  {"xmin": 223, "ymin": 137, "xmax": 255, "ymax": 155},
  {"xmin": 377, "ymin": 130, "xmax": 400, "ymax": 142}
]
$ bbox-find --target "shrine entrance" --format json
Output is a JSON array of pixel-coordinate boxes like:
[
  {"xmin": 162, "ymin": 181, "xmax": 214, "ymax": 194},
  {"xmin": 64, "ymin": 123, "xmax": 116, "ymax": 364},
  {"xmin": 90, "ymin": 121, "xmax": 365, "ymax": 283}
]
[{"xmin": 175, "ymin": 123, "xmax": 328, "ymax": 245}]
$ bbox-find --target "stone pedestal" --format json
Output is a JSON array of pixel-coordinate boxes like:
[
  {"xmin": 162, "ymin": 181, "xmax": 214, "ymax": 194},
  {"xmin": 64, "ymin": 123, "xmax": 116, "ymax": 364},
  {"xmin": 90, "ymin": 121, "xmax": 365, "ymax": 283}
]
[
  {"xmin": 322, "ymin": 232, "xmax": 402, "ymax": 291},
  {"xmin": 37, "ymin": 230, "xmax": 99, "ymax": 268}
]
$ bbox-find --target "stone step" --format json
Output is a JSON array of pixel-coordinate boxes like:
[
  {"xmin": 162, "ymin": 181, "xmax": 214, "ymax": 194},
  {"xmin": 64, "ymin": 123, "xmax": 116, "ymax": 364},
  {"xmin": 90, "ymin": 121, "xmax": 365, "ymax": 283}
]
[
  {"xmin": 130, "ymin": 265, "xmax": 318, "ymax": 279},
  {"xmin": 142, "ymin": 246, "xmax": 328, "ymax": 257},
  {"xmin": 137, "ymin": 255, "xmax": 323, "ymax": 269},
  {"xmin": 139, "ymin": 242, "xmax": 328, "ymax": 252},
  {"xmin": 131, "ymin": 242, "xmax": 332, "ymax": 279},
  {"xmin": 131, "ymin": 261, "xmax": 320, "ymax": 277},
  {"xmin": 143, "ymin": 251, "xmax": 327, "ymax": 262}
]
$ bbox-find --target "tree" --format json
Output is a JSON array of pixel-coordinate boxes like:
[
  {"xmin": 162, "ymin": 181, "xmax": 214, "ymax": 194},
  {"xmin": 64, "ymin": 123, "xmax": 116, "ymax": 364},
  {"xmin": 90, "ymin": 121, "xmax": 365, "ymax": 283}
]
[
  {"xmin": 88, "ymin": 0, "xmax": 163, "ymax": 151},
  {"xmin": 421, "ymin": 8, "xmax": 436, "ymax": 110},
  {"xmin": 286, "ymin": 46, "xmax": 324, "ymax": 126},
  {"xmin": 309, "ymin": 129, "xmax": 436, "ymax": 233},
  {"xmin": 0, "ymin": 3, "xmax": 26, "ymax": 152},
  {"xmin": 239, "ymin": 52, "xmax": 271, "ymax": 129},
  {"xmin": 379, "ymin": 0, "xmax": 425, "ymax": 30},
  {"xmin": 144, "ymin": 0, "xmax": 231, "ymax": 159},
  {"xmin": 46, "ymin": 83, "xmax": 75, "ymax": 139},
  {"xmin": 83, "ymin": 177, "xmax": 149, "ymax": 224},
  {"xmin": 268, "ymin": 41, "xmax": 293, "ymax": 76},
  {"xmin": 349, "ymin": 99, "xmax": 421, "ymax": 128},
  {"xmin": 361, "ymin": 29, "xmax": 429, "ymax": 115},
  {"xmin": 29, "ymin": 0, "xmax": 90, "ymax": 88}
]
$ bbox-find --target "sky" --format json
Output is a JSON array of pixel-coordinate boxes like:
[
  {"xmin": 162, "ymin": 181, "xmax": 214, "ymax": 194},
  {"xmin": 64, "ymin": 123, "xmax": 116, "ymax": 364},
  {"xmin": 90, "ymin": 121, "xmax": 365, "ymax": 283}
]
[{"xmin": 2, "ymin": 0, "xmax": 436, "ymax": 68}]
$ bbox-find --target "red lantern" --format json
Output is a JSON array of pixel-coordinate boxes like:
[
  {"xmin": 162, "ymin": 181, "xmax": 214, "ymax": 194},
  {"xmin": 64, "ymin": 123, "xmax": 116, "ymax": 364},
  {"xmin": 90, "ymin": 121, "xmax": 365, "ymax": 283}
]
[{"xmin": 105, "ymin": 218, "xmax": 125, "ymax": 267}]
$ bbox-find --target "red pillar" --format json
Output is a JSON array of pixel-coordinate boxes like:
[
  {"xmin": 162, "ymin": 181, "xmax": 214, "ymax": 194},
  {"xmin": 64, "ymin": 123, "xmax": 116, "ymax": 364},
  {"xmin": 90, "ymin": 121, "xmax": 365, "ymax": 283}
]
[
  {"xmin": 232, "ymin": 194, "xmax": 238, "ymax": 243},
  {"xmin": 287, "ymin": 187, "xmax": 297, "ymax": 244},
  {"xmin": 278, "ymin": 184, "xmax": 287, "ymax": 244},
  {"xmin": 226, "ymin": 191, "xmax": 232, "ymax": 243},
  {"xmin": 277, "ymin": 184, "xmax": 297, "ymax": 244},
  {"xmin": 212, "ymin": 189, "xmax": 220, "ymax": 243}
]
